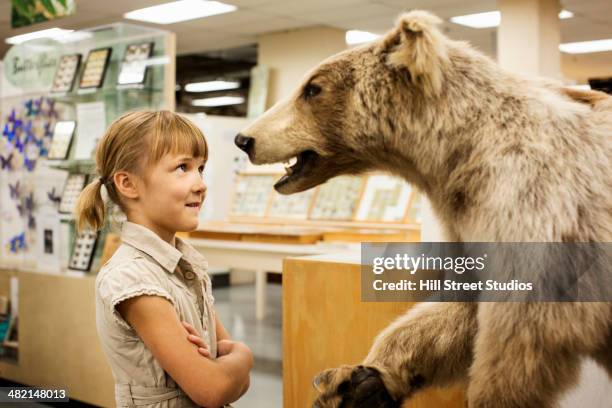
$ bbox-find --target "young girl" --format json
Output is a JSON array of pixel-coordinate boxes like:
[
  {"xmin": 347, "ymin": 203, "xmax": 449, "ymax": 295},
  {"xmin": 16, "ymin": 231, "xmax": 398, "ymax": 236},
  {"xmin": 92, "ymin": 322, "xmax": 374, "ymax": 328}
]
[{"xmin": 75, "ymin": 110, "xmax": 252, "ymax": 408}]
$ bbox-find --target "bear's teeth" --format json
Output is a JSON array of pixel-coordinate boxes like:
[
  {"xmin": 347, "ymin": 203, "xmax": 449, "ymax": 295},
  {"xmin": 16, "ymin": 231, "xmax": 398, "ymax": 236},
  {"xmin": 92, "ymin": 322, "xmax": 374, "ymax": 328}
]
[
  {"xmin": 288, "ymin": 157, "xmax": 297, "ymax": 166},
  {"xmin": 284, "ymin": 165, "xmax": 293, "ymax": 175}
]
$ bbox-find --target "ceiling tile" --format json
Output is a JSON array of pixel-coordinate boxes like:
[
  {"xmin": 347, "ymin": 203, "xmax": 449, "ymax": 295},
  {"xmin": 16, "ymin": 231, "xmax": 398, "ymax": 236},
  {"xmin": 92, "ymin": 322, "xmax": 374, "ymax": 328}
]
[
  {"xmin": 179, "ymin": 9, "xmax": 270, "ymax": 30},
  {"xmin": 253, "ymin": 0, "xmax": 366, "ymax": 17},
  {"xmin": 223, "ymin": 0, "xmax": 279, "ymax": 7},
  {"xmin": 214, "ymin": 15, "xmax": 314, "ymax": 35}
]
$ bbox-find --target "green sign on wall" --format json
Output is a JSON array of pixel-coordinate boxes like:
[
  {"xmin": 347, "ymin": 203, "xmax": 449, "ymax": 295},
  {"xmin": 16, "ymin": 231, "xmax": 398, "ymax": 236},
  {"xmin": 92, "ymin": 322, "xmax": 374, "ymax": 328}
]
[
  {"xmin": 3, "ymin": 40, "xmax": 60, "ymax": 90},
  {"xmin": 11, "ymin": 0, "xmax": 76, "ymax": 29}
]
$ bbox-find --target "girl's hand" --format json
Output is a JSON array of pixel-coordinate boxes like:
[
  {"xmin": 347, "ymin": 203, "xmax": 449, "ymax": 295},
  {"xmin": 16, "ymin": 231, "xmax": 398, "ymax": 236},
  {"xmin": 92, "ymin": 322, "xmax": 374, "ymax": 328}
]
[
  {"xmin": 181, "ymin": 321, "xmax": 210, "ymax": 358},
  {"xmin": 218, "ymin": 339, "xmax": 253, "ymax": 368},
  {"xmin": 217, "ymin": 339, "xmax": 235, "ymax": 357}
]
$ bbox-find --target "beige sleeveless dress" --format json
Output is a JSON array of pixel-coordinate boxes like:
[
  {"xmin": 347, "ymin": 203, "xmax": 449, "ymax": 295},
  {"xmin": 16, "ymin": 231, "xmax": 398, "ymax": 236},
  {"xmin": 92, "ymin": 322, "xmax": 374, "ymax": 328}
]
[{"xmin": 95, "ymin": 221, "xmax": 217, "ymax": 407}]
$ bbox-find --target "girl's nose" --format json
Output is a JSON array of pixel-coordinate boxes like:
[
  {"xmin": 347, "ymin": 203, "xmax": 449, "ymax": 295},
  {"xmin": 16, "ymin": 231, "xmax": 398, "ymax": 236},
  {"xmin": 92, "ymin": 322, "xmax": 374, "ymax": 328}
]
[
  {"xmin": 194, "ymin": 175, "xmax": 207, "ymax": 193},
  {"xmin": 193, "ymin": 176, "xmax": 206, "ymax": 191}
]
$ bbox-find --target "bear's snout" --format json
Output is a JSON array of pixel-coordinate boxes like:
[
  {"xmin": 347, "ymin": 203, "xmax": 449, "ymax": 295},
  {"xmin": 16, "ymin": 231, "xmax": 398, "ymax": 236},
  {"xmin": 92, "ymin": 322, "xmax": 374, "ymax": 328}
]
[{"xmin": 234, "ymin": 133, "xmax": 254, "ymax": 154}]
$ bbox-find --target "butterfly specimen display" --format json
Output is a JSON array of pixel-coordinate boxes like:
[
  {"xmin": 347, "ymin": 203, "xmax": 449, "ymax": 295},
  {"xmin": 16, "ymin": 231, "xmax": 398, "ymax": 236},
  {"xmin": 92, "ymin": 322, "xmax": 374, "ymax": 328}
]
[
  {"xmin": 79, "ymin": 48, "xmax": 112, "ymax": 89},
  {"xmin": 50, "ymin": 54, "xmax": 82, "ymax": 93},
  {"xmin": 68, "ymin": 229, "xmax": 98, "ymax": 271},
  {"xmin": 0, "ymin": 98, "xmax": 59, "ymax": 173},
  {"xmin": 355, "ymin": 175, "xmax": 413, "ymax": 222},
  {"xmin": 59, "ymin": 174, "xmax": 87, "ymax": 214},
  {"xmin": 230, "ymin": 175, "xmax": 276, "ymax": 217},
  {"xmin": 118, "ymin": 42, "xmax": 154, "ymax": 85},
  {"xmin": 48, "ymin": 121, "xmax": 76, "ymax": 160},
  {"xmin": 310, "ymin": 176, "xmax": 364, "ymax": 220}
]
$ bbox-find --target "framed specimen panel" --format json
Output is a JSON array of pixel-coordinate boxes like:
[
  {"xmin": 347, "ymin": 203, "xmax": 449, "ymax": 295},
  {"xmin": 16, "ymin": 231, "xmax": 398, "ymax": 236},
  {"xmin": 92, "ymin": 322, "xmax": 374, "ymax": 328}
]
[
  {"xmin": 229, "ymin": 174, "xmax": 276, "ymax": 217},
  {"xmin": 59, "ymin": 174, "xmax": 87, "ymax": 214},
  {"xmin": 50, "ymin": 54, "xmax": 81, "ymax": 93},
  {"xmin": 68, "ymin": 229, "xmax": 98, "ymax": 271},
  {"xmin": 355, "ymin": 174, "xmax": 412, "ymax": 222},
  {"xmin": 309, "ymin": 176, "xmax": 365, "ymax": 221},
  {"xmin": 79, "ymin": 47, "xmax": 112, "ymax": 89}
]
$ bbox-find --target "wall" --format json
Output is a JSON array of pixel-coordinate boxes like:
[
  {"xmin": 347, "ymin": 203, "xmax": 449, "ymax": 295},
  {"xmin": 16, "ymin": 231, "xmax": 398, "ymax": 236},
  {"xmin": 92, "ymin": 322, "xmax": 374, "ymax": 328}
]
[
  {"xmin": 183, "ymin": 113, "xmax": 252, "ymax": 222},
  {"xmin": 258, "ymin": 26, "xmax": 346, "ymax": 106}
]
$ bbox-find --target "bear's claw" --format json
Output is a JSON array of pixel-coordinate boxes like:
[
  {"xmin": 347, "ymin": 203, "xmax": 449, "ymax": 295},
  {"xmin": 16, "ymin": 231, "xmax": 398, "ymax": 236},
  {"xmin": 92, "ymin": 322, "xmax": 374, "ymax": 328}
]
[{"xmin": 313, "ymin": 365, "xmax": 401, "ymax": 408}]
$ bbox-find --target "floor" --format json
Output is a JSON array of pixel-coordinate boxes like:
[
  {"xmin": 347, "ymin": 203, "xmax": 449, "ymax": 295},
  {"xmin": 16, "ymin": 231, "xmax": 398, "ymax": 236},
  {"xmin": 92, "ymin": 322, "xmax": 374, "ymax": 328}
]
[
  {"xmin": 214, "ymin": 282, "xmax": 283, "ymax": 408},
  {"xmin": 0, "ymin": 281, "xmax": 283, "ymax": 408}
]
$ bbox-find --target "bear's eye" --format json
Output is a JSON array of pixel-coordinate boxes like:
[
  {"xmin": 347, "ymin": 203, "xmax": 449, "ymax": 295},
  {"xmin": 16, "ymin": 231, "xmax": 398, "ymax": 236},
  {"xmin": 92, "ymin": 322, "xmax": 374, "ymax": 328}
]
[{"xmin": 303, "ymin": 83, "xmax": 322, "ymax": 99}]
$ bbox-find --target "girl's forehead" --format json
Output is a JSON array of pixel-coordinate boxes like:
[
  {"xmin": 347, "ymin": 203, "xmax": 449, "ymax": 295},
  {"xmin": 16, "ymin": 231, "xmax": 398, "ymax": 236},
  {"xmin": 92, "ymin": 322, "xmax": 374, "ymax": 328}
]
[{"xmin": 158, "ymin": 152, "xmax": 206, "ymax": 163}]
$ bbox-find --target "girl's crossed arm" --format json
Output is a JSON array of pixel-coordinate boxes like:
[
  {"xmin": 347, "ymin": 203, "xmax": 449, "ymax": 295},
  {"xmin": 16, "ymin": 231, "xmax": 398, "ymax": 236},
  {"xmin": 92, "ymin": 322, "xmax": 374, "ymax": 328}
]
[{"xmin": 117, "ymin": 295, "xmax": 253, "ymax": 408}]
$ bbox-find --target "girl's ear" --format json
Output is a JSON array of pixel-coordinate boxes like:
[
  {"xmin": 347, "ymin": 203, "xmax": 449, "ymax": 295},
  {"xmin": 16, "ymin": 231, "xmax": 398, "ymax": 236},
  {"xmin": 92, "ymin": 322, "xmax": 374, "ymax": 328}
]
[{"xmin": 113, "ymin": 171, "xmax": 140, "ymax": 200}]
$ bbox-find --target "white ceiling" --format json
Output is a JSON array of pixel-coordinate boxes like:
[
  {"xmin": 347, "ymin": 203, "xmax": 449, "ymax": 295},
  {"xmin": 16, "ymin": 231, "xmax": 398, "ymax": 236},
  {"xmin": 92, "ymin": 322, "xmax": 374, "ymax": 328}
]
[{"xmin": 1, "ymin": 0, "xmax": 612, "ymax": 74}]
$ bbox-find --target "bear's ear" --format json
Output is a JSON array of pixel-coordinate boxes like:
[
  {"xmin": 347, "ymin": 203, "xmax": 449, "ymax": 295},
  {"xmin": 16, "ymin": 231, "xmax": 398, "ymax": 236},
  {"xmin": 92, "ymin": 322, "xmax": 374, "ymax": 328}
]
[{"xmin": 383, "ymin": 10, "xmax": 448, "ymax": 96}]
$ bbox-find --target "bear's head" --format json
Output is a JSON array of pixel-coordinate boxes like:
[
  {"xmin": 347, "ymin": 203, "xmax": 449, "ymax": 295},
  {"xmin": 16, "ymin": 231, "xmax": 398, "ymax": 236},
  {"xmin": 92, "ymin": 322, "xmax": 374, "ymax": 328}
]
[{"xmin": 236, "ymin": 10, "xmax": 453, "ymax": 194}]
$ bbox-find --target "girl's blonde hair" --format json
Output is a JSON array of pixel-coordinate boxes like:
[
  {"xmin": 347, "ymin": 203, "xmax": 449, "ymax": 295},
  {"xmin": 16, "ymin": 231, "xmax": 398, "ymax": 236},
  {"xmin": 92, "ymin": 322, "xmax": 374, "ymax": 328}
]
[{"xmin": 75, "ymin": 110, "xmax": 208, "ymax": 232}]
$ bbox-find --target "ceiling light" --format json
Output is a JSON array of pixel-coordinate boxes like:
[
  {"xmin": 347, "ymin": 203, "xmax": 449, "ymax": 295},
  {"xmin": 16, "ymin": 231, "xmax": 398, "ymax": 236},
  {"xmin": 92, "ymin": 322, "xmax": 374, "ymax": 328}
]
[
  {"xmin": 450, "ymin": 9, "xmax": 573, "ymax": 29},
  {"xmin": 124, "ymin": 0, "xmax": 236, "ymax": 24},
  {"xmin": 345, "ymin": 30, "xmax": 380, "ymax": 45},
  {"xmin": 192, "ymin": 96, "xmax": 245, "ymax": 107},
  {"xmin": 560, "ymin": 38, "xmax": 612, "ymax": 54},
  {"xmin": 6, "ymin": 28, "xmax": 74, "ymax": 44},
  {"xmin": 185, "ymin": 80, "xmax": 240, "ymax": 92},
  {"xmin": 450, "ymin": 11, "xmax": 500, "ymax": 28}
]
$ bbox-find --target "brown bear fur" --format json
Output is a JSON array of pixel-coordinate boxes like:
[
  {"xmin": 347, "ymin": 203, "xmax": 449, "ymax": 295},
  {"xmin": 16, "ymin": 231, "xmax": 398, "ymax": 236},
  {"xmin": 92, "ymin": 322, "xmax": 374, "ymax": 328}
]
[{"xmin": 238, "ymin": 10, "xmax": 612, "ymax": 408}]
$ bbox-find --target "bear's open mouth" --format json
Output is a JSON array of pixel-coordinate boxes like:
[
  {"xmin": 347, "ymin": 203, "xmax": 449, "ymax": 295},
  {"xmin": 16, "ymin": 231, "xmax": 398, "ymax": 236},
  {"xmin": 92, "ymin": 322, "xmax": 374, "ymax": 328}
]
[{"xmin": 274, "ymin": 150, "xmax": 319, "ymax": 190}]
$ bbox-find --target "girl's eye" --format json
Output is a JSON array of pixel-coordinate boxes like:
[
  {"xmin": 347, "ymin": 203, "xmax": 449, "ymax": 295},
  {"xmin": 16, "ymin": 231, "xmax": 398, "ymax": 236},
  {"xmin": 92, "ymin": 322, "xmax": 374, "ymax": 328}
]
[
  {"xmin": 177, "ymin": 164, "xmax": 188, "ymax": 172},
  {"xmin": 198, "ymin": 165, "xmax": 205, "ymax": 174}
]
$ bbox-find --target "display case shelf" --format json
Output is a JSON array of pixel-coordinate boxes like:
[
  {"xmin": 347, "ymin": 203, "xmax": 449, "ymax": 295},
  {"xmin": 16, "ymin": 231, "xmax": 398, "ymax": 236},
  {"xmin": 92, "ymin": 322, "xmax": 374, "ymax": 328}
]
[{"xmin": 0, "ymin": 22, "xmax": 176, "ymax": 275}]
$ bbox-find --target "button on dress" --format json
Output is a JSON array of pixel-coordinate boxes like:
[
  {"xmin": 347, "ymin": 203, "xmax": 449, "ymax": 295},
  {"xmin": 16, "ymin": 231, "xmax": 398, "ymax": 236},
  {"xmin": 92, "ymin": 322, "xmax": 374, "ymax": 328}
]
[{"xmin": 95, "ymin": 222, "xmax": 217, "ymax": 407}]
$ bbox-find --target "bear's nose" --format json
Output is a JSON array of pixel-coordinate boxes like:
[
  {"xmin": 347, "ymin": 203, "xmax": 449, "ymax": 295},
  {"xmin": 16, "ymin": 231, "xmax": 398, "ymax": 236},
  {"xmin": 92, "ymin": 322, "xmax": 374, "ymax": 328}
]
[{"xmin": 234, "ymin": 133, "xmax": 254, "ymax": 154}]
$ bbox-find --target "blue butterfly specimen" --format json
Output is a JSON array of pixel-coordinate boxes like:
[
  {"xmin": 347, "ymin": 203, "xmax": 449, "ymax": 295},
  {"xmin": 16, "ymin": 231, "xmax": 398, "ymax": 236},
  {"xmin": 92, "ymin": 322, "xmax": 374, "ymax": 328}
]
[
  {"xmin": 25, "ymin": 100, "xmax": 34, "ymax": 116},
  {"xmin": 17, "ymin": 192, "xmax": 35, "ymax": 217},
  {"xmin": 34, "ymin": 97, "xmax": 43, "ymax": 114},
  {"xmin": 23, "ymin": 156, "xmax": 36, "ymax": 172},
  {"xmin": 2, "ymin": 123, "xmax": 16, "ymax": 142},
  {"xmin": 16, "ymin": 200, "xmax": 25, "ymax": 217},
  {"xmin": 0, "ymin": 153, "xmax": 13, "ymax": 170},
  {"xmin": 46, "ymin": 99, "xmax": 58, "ymax": 118},
  {"xmin": 17, "ymin": 192, "xmax": 36, "ymax": 230},
  {"xmin": 27, "ymin": 213, "xmax": 36, "ymax": 230},
  {"xmin": 47, "ymin": 187, "xmax": 61, "ymax": 205},
  {"xmin": 34, "ymin": 135, "xmax": 44, "ymax": 147},
  {"xmin": 9, "ymin": 233, "xmax": 26, "ymax": 253},
  {"xmin": 43, "ymin": 122, "xmax": 53, "ymax": 138},
  {"xmin": 12, "ymin": 118, "xmax": 23, "ymax": 131},
  {"xmin": 23, "ymin": 121, "xmax": 35, "ymax": 144},
  {"xmin": 8, "ymin": 109, "xmax": 16, "ymax": 123},
  {"xmin": 14, "ymin": 136, "xmax": 25, "ymax": 153},
  {"xmin": 9, "ymin": 181, "xmax": 20, "ymax": 199},
  {"xmin": 39, "ymin": 145, "xmax": 48, "ymax": 157}
]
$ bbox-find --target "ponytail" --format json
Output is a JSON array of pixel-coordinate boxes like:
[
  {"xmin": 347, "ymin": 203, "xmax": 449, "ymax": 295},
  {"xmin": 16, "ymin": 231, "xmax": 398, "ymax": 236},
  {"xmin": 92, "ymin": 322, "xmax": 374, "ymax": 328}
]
[{"xmin": 75, "ymin": 178, "xmax": 106, "ymax": 233}]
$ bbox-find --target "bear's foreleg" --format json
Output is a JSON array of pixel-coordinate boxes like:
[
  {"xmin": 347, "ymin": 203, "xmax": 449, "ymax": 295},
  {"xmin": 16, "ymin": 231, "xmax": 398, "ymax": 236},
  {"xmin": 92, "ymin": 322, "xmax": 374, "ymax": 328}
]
[
  {"xmin": 467, "ymin": 302, "xmax": 608, "ymax": 408},
  {"xmin": 312, "ymin": 302, "xmax": 477, "ymax": 407},
  {"xmin": 591, "ymin": 321, "xmax": 612, "ymax": 379}
]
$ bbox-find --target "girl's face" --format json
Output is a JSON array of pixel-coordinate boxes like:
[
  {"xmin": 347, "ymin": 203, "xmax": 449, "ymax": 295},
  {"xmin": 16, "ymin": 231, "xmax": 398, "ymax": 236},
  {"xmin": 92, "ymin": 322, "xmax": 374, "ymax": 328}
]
[{"xmin": 136, "ymin": 152, "xmax": 206, "ymax": 240}]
